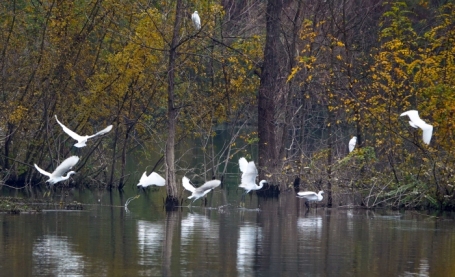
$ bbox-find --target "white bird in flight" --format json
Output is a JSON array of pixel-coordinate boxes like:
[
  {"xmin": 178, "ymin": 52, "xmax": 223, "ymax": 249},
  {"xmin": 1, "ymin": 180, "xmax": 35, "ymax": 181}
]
[
  {"xmin": 238, "ymin": 157, "xmax": 267, "ymax": 194},
  {"xmin": 182, "ymin": 176, "xmax": 221, "ymax": 206},
  {"xmin": 55, "ymin": 115, "xmax": 113, "ymax": 148},
  {"xmin": 400, "ymin": 110, "xmax": 433, "ymax": 145},
  {"xmin": 349, "ymin": 136, "xmax": 357, "ymax": 152},
  {"xmin": 137, "ymin": 171, "xmax": 165, "ymax": 188},
  {"xmin": 191, "ymin": 11, "xmax": 201, "ymax": 30},
  {"xmin": 34, "ymin": 156, "xmax": 79, "ymax": 185},
  {"xmin": 297, "ymin": 190, "xmax": 324, "ymax": 209}
]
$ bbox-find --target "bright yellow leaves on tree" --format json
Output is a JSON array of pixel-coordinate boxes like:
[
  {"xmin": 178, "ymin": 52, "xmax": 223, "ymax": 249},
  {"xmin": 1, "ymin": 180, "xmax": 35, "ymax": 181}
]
[{"xmin": 9, "ymin": 105, "xmax": 28, "ymax": 125}]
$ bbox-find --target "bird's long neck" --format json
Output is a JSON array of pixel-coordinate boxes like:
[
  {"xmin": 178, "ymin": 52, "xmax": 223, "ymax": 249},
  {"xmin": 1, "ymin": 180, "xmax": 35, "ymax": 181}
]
[
  {"xmin": 63, "ymin": 171, "xmax": 76, "ymax": 179},
  {"xmin": 258, "ymin": 180, "xmax": 266, "ymax": 189}
]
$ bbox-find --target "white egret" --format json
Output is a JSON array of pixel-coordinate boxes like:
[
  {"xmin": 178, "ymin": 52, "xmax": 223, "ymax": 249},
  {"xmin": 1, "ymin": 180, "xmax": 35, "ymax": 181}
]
[
  {"xmin": 238, "ymin": 157, "xmax": 267, "ymax": 194},
  {"xmin": 349, "ymin": 136, "xmax": 357, "ymax": 152},
  {"xmin": 297, "ymin": 190, "xmax": 324, "ymax": 209},
  {"xmin": 400, "ymin": 110, "xmax": 433, "ymax": 145},
  {"xmin": 191, "ymin": 11, "xmax": 201, "ymax": 30},
  {"xmin": 55, "ymin": 115, "xmax": 113, "ymax": 148},
  {"xmin": 182, "ymin": 176, "xmax": 221, "ymax": 206},
  {"xmin": 137, "ymin": 171, "xmax": 165, "ymax": 188},
  {"xmin": 34, "ymin": 156, "xmax": 79, "ymax": 185}
]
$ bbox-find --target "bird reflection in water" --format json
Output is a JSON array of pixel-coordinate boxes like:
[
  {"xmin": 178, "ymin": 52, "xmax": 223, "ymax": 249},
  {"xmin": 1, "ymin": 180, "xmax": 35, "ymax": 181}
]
[
  {"xmin": 237, "ymin": 224, "xmax": 263, "ymax": 276},
  {"xmin": 33, "ymin": 235, "xmax": 86, "ymax": 276}
]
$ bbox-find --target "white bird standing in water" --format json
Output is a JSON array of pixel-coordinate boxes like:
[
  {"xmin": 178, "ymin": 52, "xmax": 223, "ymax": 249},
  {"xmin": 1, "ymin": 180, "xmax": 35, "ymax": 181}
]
[
  {"xmin": 34, "ymin": 156, "xmax": 79, "ymax": 185},
  {"xmin": 191, "ymin": 11, "xmax": 201, "ymax": 30},
  {"xmin": 349, "ymin": 136, "xmax": 357, "ymax": 153},
  {"xmin": 297, "ymin": 190, "xmax": 324, "ymax": 210},
  {"xmin": 400, "ymin": 110, "xmax": 433, "ymax": 145},
  {"xmin": 182, "ymin": 176, "xmax": 221, "ymax": 206},
  {"xmin": 238, "ymin": 157, "xmax": 267, "ymax": 194},
  {"xmin": 137, "ymin": 171, "xmax": 165, "ymax": 188},
  {"xmin": 55, "ymin": 115, "xmax": 113, "ymax": 148}
]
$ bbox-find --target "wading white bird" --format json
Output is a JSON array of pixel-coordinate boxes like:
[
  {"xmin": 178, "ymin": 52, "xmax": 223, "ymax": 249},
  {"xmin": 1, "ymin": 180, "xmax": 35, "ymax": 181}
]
[
  {"xmin": 182, "ymin": 176, "xmax": 221, "ymax": 206},
  {"xmin": 400, "ymin": 110, "xmax": 433, "ymax": 145},
  {"xmin": 238, "ymin": 157, "xmax": 267, "ymax": 194},
  {"xmin": 34, "ymin": 156, "xmax": 79, "ymax": 185},
  {"xmin": 349, "ymin": 136, "xmax": 357, "ymax": 153},
  {"xmin": 191, "ymin": 11, "xmax": 201, "ymax": 30},
  {"xmin": 55, "ymin": 115, "xmax": 113, "ymax": 148},
  {"xmin": 137, "ymin": 171, "xmax": 165, "ymax": 188},
  {"xmin": 297, "ymin": 190, "xmax": 324, "ymax": 209}
]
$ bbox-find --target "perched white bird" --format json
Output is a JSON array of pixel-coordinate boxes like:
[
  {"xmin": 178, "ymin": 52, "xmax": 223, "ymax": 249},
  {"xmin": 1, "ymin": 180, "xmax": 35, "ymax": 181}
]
[
  {"xmin": 349, "ymin": 136, "xmax": 357, "ymax": 152},
  {"xmin": 182, "ymin": 176, "xmax": 221, "ymax": 205},
  {"xmin": 191, "ymin": 11, "xmax": 201, "ymax": 30},
  {"xmin": 297, "ymin": 190, "xmax": 324, "ymax": 209},
  {"xmin": 55, "ymin": 115, "xmax": 113, "ymax": 148},
  {"xmin": 238, "ymin": 157, "xmax": 267, "ymax": 194},
  {"xmin": 34, "ymin": 156, "xmax": 79, "ymax": 185},
  {"xmin": 400, "ymin": 110, "xmax": 433, "ymax": 145},
  {"xmin": 137, "ymin": 171, "xmax": 165, "ymax": 188}
]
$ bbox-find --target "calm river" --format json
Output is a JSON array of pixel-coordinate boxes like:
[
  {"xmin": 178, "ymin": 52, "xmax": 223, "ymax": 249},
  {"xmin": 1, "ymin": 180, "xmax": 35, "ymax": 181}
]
[{"xmin": 1, "ymin": 186, "xmax": 455, "ymax": 276}]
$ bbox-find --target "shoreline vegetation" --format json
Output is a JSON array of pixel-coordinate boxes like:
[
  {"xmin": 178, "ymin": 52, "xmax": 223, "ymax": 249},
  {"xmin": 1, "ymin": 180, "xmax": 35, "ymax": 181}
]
[{"xmin": 0, "ymin": 196, "xmax": 83, "ymax": 214}]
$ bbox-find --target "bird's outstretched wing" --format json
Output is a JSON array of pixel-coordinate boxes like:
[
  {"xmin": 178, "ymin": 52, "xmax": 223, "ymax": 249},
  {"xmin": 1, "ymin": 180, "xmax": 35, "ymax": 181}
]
[
  {"xmin": 87, "ymin": 125, "xmax": 113, "ymax": 139},
  {"xmin": 138, "ymin": 171, "xmax": 149, "ymax": 186},
  {"xmin": 421, "ymin": 124, "xmax": 433, "ymax": 145},
  {"xmin": 55, "ymin": 115, "xmax": 84, "ymax": 141},
  {"xmin": 401, "ymin": 110, "xmax": 424, "ymax": 129},
  {"xmin": 241, "ymin": 160, "xmax": 258, "ymax": 186},
  {"xmin": 197, "ymin": 179, "xmax": 221, "ymax": 192},
  {"xmin": 400, "ymin": 110, "xmax": 419, "ymax": 123},
  {"xmin": 34, "ymin": 163, "xmax": 51, "ymax": 177},
  {"xmin": 297, "ymin": 191, "xmax": 317, "ymax": 199},
  {"xmin": 182, "ymin": 176, "xmax": 195, "ymax": 193},
  {"xmin": 52, "ymin": 156, "xmax": 79, "ymax": 177},
  {"xmin": 239, "ymin": 157, "xmax": 249, "ymax": 173},
  {"xmin": 148, "ymin": 172, "xmax": 165, "ymax": 186}
]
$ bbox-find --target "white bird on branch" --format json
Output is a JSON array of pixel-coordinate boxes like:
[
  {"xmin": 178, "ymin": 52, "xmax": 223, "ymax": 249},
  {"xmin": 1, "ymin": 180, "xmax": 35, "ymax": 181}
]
[
  {"xmin": 349, "ymin": 136, "xmax": 357, "ymax": 152},
  {"xmin": 191, "ymin": 11, "xmax": 201, "ymax": 30}
]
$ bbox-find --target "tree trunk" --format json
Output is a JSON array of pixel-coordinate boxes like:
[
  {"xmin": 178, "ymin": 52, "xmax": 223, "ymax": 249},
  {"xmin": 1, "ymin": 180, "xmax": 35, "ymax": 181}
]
[
  {"xmin": 326, "ymin": 108, "xmax": 333, "ymax": 208},
  {"xmin": 258, "ymin": 0, "xmax": 283, "ymax": 180},
  {"xmin": 108, "ymin": 118, "xmax": 120, "ymax": 189},
  {"xmin": 164, "ymin": 0, "xmax": 183, "ymax": 210}
]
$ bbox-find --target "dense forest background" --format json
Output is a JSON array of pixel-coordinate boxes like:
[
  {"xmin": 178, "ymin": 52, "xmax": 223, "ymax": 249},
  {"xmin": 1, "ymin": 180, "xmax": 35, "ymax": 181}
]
[{"xmin": 1, "ymin": 0, "xmax": 455, "ymax": 210}]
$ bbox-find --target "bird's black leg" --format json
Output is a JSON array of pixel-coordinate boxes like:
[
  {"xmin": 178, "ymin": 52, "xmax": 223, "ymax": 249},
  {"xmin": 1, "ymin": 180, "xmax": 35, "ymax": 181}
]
[
  {"xmin": 305, "ymin": 201, "xmax": 310, "ymax": 211},
  {"xmin": 241, "ymin": 191, "xmax": 248, "ymax": 201}
]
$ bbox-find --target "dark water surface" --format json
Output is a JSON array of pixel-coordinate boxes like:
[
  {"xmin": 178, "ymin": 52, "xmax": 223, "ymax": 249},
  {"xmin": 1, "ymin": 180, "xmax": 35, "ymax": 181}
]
[{"xmin": 1, "ymin": 188, "xmax": 455, "ymax": 276}]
